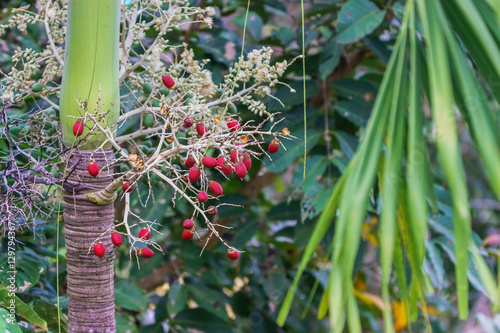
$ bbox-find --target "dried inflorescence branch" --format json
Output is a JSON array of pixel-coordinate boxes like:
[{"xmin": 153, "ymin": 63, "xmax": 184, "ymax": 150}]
[
  {"xmin": 0, "ymin": 102, "xmax": 76, "ymax": 232},
  {"xmin": 0, "ymin": 0, "xmax": 296, "ymax": 261}
]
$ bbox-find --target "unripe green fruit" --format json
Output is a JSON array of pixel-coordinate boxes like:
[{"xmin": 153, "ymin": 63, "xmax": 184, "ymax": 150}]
[
  {"xmin": 44, "ymin": 122, "xmax": 55, "ymax": 131},
  {"xmin": 30, "ymin": 68, "xmax": 40, "ymax": 80},
  {"xmin": 31, "ymin": 82, "xmax": 43, "ymax": 93},
  {"xmin": 144, "ymin": 114, "xmax": 155, "ymax": 128},
  {"xmin": 143, "ymin": 82, "xmax": 153, "ymax": 95},
  {"xmin": 152, "ymin": 100, "xmax": 161, "ymax": 107},
  {"xmin": 159, "ymin": 87, "xmax": 170, "ymax": 96},
  {"xmin": 228, "ymin": 103, "xmax": 237, "ymax": 113},
  {"xmin": 141, "ymin": 140, "xmax": 152, "ymax": 148},
  {"xmin": 215, "ymin": 88, "xmax": 223, "ymax": 99},
  {"xmin": 139, "ymin": 145, "xmax": 150, "ymax": 154},
  {"xmin": 47, "ymin": 109, "xmax": 57, "ymax": 118},
  {"xmin": 50, "ymin": 168, "xmax": 59, "ymax": 178},
  {"xmin": 44, "ymin": 125, "xmax": 56, "ymax": 136}
]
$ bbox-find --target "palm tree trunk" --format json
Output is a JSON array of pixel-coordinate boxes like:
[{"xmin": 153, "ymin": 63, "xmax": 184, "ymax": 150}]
[
  {"xmin": 63, "ymin": 150, "xmax": 116, "ymax": 332},
  {"xmin": 59, "ymin": 0, "xmax": 120, "ymax": 331}
]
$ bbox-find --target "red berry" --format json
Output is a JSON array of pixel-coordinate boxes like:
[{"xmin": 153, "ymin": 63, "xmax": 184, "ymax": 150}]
[
  {"xmin": 207, "ymin": 206, "xmax": 218, "ymax": 216},
  {"xmin": 217, "ymin": 157, "xmax": 224, "ymax": 169},
  {"xmin": 185, "ymin": 156, "xmax": 196, "ymax": 168},
  {"xmin": 183, "ymin": 219, "xmax": 194, "ymax": 229},
  {"xmin": 235, "ymin": 142, "xmax": 242, "ymax": 146},
  {"xmin": 182, "ymin": 175, "xmax": 189, "ymax": 183},
  {"xmin": 139, "ymin": 228, "xmax": 151, "ymax": 240},
  {"xmin": 235, "ymin": 163, "xmax": 247, "ymax": 179},
  {"xmin": 208, "ymin": 180, "xmax": 223, "ymax": 196},
  {"xmin": 230, "ymin": 149, "xmax": 239, "ymax": 163},
  {"xmin": 227, "ymin": 118, "xmax": 240, "ymax": 132},
  {"xmin": 111, "ymin": 232, "xmax": 122, "ymax": 247},
  {"xmin": 94, "ymin": 243, "xmax": 105, "ymax": 257},
  {"xmin": 139, "ymin": 248, "xmax": 154, "ymax": 258},
  {"xmin": 73, "ymin": 120, "xmax": 84, "ymax": 137},
  {"xmin": 197, "ymin": 191, "xmax": 208, "ymax": 202},
  {"xmin": 189, "ymin": 167, "xmax": 201, "ymax": 183},
  {"xmin": 182, "ymin": 228, "xmax": 195, "ymax": 240},
  {"xmin": 162, "ymin": 75, "xmax": 176, "ymax": 89},
  {"xmin": 202, "ymin": 157, "xmax": 217, "ymax": 168},
  {"xmin": 88, "ymin": 161, "xmax": 99, "ymax": 177},
  {"xmin": 268, "ymin": 139, "xmax": 280, "ymax": 153},
  {"xmin": 196, "ymin": 122, "xmax": 207, "ymax": 136},
  {"xmin": 122, "ymin": 181, "xmax": 134, "ymax": 193},
  {"xmin": 184, "ymin": 117, "xmax": 194, "ymax": 128},
  {"xmin": 227, "ymin": 248, "xmax": 239, "ymax": 261},
  {"xmin": 243, "ymin": 153, "xmax": 252, "ymax": 171},
  {"xmin": 221, "ymin": 161, "xmax": 233, "ymax": 176}
]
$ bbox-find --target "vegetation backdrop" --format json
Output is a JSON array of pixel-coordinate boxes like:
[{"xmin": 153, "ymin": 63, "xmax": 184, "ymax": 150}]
[{"xmin": 1, "ymin": 0, "xmax": 500, "ymax": 332}]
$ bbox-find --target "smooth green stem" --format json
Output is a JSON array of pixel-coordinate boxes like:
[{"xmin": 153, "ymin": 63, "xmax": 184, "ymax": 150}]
[{"xmin": 60, "ymin": 0, "xmax": 120, "ymax": 149}]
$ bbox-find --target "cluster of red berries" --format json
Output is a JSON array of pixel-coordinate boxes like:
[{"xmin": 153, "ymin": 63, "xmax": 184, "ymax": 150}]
[
  {"xmin": 181, "ymin": 116, "xmax": 240, "ymax": 138},
  {"xmin": 93, "ymin": 228, "xmax": 155, "ymax": 258},
  {"xmin": 83, "ymin": 75, "xmax": 282, "ymax": 262},
  {"xmin": 185, "ymin": 138, "xmax": 279, "ymax": 184},
  {"xmin": 181, "ymin": 134, "xmax": 279, "ymax": 260}
]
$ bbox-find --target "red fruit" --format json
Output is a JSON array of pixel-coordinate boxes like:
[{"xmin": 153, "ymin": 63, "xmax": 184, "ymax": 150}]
[
  {"xmin": 268, "ymin": 139, "xmax": 280, "ymax": 153},
  {"xmin": 197, "ymin": 191, "xmax": 208, "ymax": 202},
  {"xmin": 235, "ymin": 163, "xmax": 248, "ymax": 179},
  {"xmin": 182, "ymin": 228, "xmax": 195, "ymax": 240},
  {"xmin": 185, "ymin": 156, "xmax": 196, "ymax": 168},
  {"xmin": 139, "ymin": 228, "xmax": 151, "ymax": 240},
  {"xmin": 227, "ymin": 118, "xmax": 240, "ymax": 132},
  {"xmin": 217, "ymin": 157, "xmax": 224, "ymax": 169},
  {"xmin": 111, "ymin": 232, "xmax": 122, "ymax": 247},
  {"xmin": 221, "ymin": 161, "xmax": 233, "ymax": 176},
  {"xmin": 227, "ymin": 248, "xmax": 239, "ymax": 261},
  {"xmin": 188, "ymin": 167, "xmax": 201, "ymax": 183},
  {"xmin": 139, "ymin": 248, "xmax": 154, "ymax": 258},
  {"xmin": 162, "ymin": 75, "xmax": 176, "ymax": 89},
  {"xmin": 243, "ymin": 153, "xmax": 251, "ymax": 171},
  {"xmin": 73, "ymin": 120, "xmax": 84, "ymax": 137},
  {"xmin": 196, "ymin": 122, "xmax": 207, "ymax": 136},
  {"xmin": 230, "ymin": 149, "xmax": 239, "ymax": 163},
  {"xmin": 88, "ymin": 161, "xmax": 99, "ymax": 177},
  {"xmin": 207, "ymin": 206, "xmax": 218, "ymax": 216},
  {"xmin": 122, "ymin": 181, "xmax": 134, "ymax": 193},
  {"xmin": 183, "ymin": 219, "xmax": 194, "ymax": 229},
  {"xmin": 208, "ymin": 180, "xmax": 223, "ymax": 196},
  {"xmin": 94, "ymin": 243, "xmax": 105, "ymax": 258},
  {"xmin": 235, "ymin": 142, "xmax": 242, "ymax": 146},
  {"xmin": 202, "ymin": 157, "xmax": 217, "ymax": 169},
  {"xmin": 184, "ymin": 117, "xmax": 194, "ymax": 128}
]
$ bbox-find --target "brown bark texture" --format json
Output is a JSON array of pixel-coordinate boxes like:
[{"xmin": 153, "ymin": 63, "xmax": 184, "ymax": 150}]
[{"xmin": 63, "ymin": 150, "xmax": 116, "ymax": 333}]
